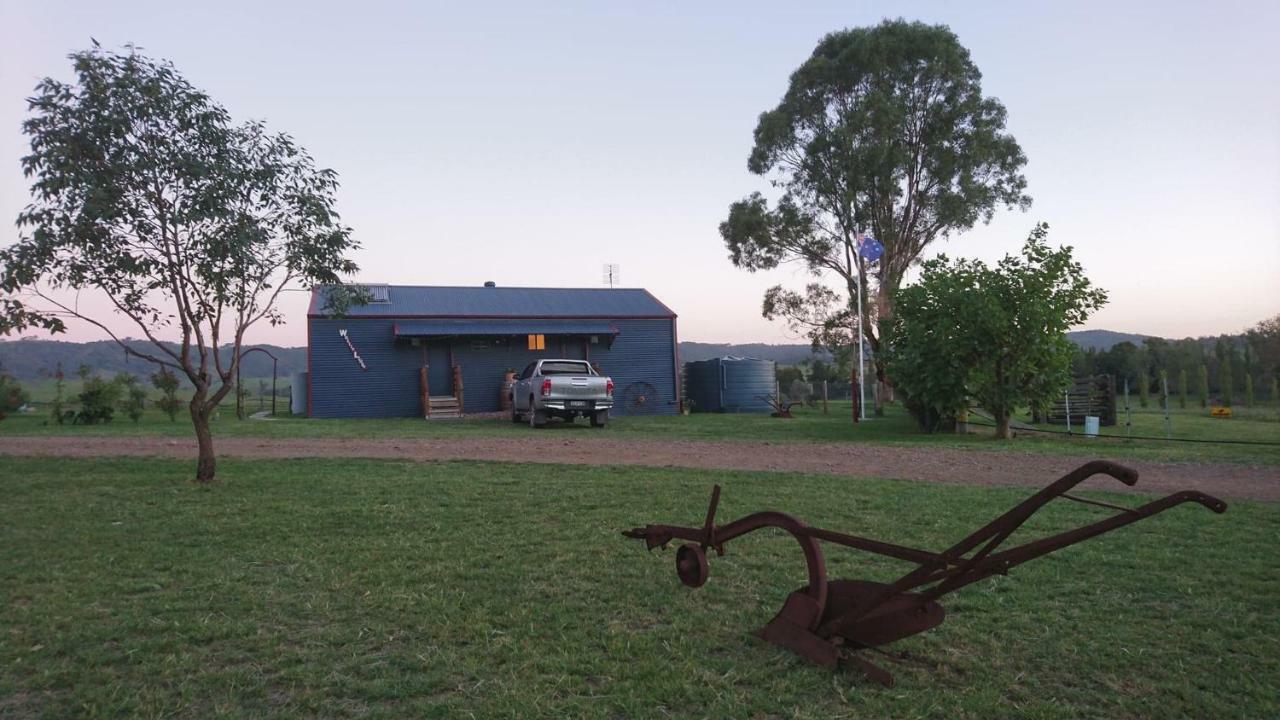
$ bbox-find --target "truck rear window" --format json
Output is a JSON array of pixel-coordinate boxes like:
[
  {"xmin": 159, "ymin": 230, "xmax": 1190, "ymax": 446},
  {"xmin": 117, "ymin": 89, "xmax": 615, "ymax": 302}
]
[{"xmin": 540, "ymin": 361, "xmax": 591, "ymax": 376}]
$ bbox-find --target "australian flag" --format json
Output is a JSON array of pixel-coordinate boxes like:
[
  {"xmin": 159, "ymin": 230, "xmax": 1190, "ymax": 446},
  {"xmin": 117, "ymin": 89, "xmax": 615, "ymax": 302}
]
[{"xmin": 855, "ymin": 231, "xmax": 884, "ymax": 264}]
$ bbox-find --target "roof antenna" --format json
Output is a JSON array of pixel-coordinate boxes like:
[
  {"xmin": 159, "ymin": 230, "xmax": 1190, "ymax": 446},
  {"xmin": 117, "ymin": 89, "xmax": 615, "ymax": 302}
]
[{"xmin": 602, "ymin": 263, "xmax": 620, "ymax": 289}]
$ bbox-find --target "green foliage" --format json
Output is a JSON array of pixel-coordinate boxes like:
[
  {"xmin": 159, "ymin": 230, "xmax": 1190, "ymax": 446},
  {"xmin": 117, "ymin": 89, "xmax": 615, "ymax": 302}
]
[
  {"xmin": 0, "ymin": 44, "xmax": 363, "ymax": 480},
  {"xmin": 1197, "ymin": 365, "xmax": 1209, "ymax": 408},
  {"xmin": 74, "ymin": 373, "xmax": 122, "ymax": 425},
  {"xmin": 775, "ymin": 364, "xmax": 805, "ymax": 388},
  {"xmin": 0, "ymin": 369, "xmax": 27, "ymax": 420},
  {"xmin": 1244, "ymin": 373, "xmax": 1254, "ymax": 407},
  {"xmin": 115, "ymin": 373, "xmax": 146, "ymax": 423},
  {"xmin": 1138, "ymin": 371, "xmax": 1150, "ymax": 407},
  {"xmin": 1220, "ymin": 357, "xmax": 1234, "ymax": 407},
  {"xmin": 1177, "ymin": 368, "xmax": 1188, "ymax": 409},
  {"xmin": 720, "ymin": 19, "xmax": 1029, "ymax": 363},
  {"xmin": 885, "ymin": 224, "xmax": 1107, "ymax": 435},
  {"xmin": 50, "ymin": 363, "xmax": 65, "ymax": 424},
  {"xmin": 149, "ymin": 368, "xmax": 183, "ymax": 422},
  {"xmin": 1272, "ymin": 377, "xmax": 1279, "ymax": 407}
]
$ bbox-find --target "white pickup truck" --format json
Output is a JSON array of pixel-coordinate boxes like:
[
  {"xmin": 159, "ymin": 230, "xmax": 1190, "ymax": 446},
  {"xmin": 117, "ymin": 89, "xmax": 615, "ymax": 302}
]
[{"xmin": 511, "ymin": 359, "xmax": 613, "ymax": 428}]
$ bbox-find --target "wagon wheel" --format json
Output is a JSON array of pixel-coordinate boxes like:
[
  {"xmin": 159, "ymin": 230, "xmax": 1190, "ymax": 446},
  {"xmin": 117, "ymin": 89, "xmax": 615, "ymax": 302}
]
[{"xmin": 621, "ymin": 381, "xmax": 659, "ymax": 414}]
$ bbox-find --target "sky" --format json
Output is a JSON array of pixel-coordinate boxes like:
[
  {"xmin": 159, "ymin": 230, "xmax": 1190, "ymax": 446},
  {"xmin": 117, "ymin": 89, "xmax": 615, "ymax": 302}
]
[{"xmin": 1, "ymin": 0, "xmax": 1277, "ymax": 347}]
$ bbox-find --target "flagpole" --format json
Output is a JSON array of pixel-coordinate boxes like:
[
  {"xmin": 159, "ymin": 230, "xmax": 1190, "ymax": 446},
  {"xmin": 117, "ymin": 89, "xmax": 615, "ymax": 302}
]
[{"xmin": 856, "ymin": 260, "xmax": 866, "ymax": 422}]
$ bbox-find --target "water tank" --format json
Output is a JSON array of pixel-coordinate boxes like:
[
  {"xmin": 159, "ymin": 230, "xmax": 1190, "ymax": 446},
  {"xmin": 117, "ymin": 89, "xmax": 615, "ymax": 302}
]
[
  {"xmin": 684, "ymin": 357, "xmax": 775, "ymax": 413},
  {"xmin": 290, "ymin": 372, "xmax": 308, "ymax": 415}
]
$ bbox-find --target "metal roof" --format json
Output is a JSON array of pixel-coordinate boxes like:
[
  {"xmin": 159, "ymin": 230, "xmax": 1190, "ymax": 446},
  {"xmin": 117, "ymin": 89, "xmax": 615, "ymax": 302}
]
[
  {"xmin": 310, "ymin": 285, "xmax": 675, "ymax": 319},
  {"xmin": 393, "ymin": 320, "xmax": 619, "ymax": 337}
]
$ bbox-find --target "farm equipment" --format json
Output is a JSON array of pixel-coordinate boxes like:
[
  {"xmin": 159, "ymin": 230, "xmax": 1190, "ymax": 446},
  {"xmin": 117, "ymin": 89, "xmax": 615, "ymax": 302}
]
[{"xmin": 621, "ymin": 460, "xmax": 1226, "ymax": 687}]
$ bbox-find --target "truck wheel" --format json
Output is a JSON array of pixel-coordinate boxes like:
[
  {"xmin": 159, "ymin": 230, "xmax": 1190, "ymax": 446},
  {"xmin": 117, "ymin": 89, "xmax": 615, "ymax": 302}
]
[
  {"xmin": 590, "ymin": 410, "xmax": 609, "ymax": 428},
  {"xmin": 511, "ymin": 400, "xmax": 522, "ymax": 424}
]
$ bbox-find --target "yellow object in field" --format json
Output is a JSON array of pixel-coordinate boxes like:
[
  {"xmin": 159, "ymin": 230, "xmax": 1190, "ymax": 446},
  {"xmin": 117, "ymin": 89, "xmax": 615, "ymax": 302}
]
[{"xmin": 1210, "ymin": 406, "xmax": 1232, "ymax": 418}]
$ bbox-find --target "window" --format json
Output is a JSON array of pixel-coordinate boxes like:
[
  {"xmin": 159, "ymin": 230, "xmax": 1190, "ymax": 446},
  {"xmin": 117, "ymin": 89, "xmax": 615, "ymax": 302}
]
[
  {"xmin": 527, "ymin": 334, "xmax": 545, "ymax": 351},
  {"xmin": 520, "ymin": 362, "xmax": 537, "ymax": 380},
  {"xmin": 539, "ymin": 361, "xmax": 592, "ymax": 376}
]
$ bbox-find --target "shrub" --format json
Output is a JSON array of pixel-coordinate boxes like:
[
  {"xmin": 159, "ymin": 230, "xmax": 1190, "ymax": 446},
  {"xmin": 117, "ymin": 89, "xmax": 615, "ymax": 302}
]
[
  {"xmin": 150, "ymin": 369, "xmax": 183, "ymax": 422},
  {"xmin": 116, "ymin": 373, "xmax": 146, "ymax": 423},
  {"xmin": 1138, "ymin": 371, "xmax": 1150, "ymax": 408},
  {"xmin": 0, "ymin": 372, "xmax": 27, "ymax": 421},
  {"xmin": 74, "ymin": 374, "xmax": 122, "ymax": 425},
  {"xmin": 1177, "ymin": 368, "xmax": 1187, "ymax": 409}
]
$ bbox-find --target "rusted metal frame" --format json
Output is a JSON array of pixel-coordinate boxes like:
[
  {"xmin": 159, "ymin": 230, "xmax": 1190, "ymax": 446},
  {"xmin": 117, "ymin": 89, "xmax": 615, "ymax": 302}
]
[
  {"xmin": 876, "ymin": 490, "xmax": 1228, "ymax": 598},
  {"xmin": 797, "ymin": 526, "xmax": 953, "ymax": 568},
  {"xmin": 930, "ymin": 490, "xmax": 1227, "ymax": 597},
  {"xmin": 819, "ymin": 461, "xmax": 1143, "ymax": 636}
]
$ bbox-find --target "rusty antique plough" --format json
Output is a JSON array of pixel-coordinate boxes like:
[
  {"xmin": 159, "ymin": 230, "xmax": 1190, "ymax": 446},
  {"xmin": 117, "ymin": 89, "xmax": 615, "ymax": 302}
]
[{"xmin": 622, "ymin": 460, "xmax": 1226, "ymax": 686}]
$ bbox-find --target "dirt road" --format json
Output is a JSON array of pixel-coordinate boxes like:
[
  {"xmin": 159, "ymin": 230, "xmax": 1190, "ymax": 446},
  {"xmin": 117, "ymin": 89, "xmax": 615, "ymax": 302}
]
[{"xmin": 1, "ymin": 434, "xmax": 1275, "ymax": 501}]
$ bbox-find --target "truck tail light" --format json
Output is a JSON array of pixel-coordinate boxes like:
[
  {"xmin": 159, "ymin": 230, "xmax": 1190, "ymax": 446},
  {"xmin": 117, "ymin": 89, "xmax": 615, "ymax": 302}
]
[
  {"xmin": 541, "ymin": 378, "xmax": 552, "ymax": 397},
  {"xmin": 606, "ymin": 379, "xmax": 614, "ymax": 396}
]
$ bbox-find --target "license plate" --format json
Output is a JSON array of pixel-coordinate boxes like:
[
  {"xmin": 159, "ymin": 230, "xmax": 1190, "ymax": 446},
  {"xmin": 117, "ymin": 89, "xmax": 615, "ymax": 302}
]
[{"xmin": 568, "ymin": 400, "xmax": 590, "ymax": 408}]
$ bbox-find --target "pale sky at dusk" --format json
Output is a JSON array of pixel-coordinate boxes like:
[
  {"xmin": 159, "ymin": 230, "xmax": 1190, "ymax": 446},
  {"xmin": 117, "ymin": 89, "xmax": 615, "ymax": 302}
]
[{"xmin": 1, "ymin": 0, "xmax": 1277, "ymax": 347}]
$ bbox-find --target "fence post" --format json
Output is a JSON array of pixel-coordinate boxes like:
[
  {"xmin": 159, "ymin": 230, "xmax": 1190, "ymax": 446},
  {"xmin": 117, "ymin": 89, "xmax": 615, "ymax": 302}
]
[
  {"xmin": 1064, "ymin": 391, "xmax": 1071, "ymax": 435},
  {"xmin": 1123, "ymin": 379, "xmax": 1132, "ymax": 439}
]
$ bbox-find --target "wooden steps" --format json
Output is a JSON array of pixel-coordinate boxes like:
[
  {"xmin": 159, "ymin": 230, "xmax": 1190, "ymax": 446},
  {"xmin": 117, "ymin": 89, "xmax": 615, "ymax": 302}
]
[{"xmin": 426, "ymin": 395, "xmax": 461, "ymax": 419}]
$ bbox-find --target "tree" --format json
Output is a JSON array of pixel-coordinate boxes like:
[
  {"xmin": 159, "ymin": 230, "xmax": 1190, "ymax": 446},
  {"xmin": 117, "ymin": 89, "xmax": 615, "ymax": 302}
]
[
  {"xmin": 720, "ymin": 20, "xmax": 1029, "ymax": 411},
  {"xmin": 1271, "ymin": 377, "xmax": 1278, "ymax": 408},
  {"xmin": 1138, "ymin": 370, "xmax": 1150, "ymax": 408},
  {"xmin": 1177, "ymin": 368, "xmax": 1187, "ymax": 409},
  {"xmin": 0, "ymin": 367, "xmax": 26, "ymax": 421},
  {"xmin": 116, "ymin": 373, "xmax": 146, "ymax": 423},
  {"xmin": 0, "ymin": 46, "xmax": 362, "ymax": 482},
  {"xmin": 1197, "ymin": 364, "xmax": 1209, "ymax": 408},
  {"xmin": 50, "ymin": 363, "xmax": 66, "ymax": 424},
  {"xmin": 1244, "ymin": 373, "xmax": 1254, "ymax": 408},
  {"xmin": 885, "ymin": 223, "xmax": 1106, "ymax": 437},
  {"xmin": 1219, "ymin": 357, "xmax": 1233, "ymax": 407},
  {"xmin": 150, "ymin": 368, "xmax": 182, "ymax": 422}
]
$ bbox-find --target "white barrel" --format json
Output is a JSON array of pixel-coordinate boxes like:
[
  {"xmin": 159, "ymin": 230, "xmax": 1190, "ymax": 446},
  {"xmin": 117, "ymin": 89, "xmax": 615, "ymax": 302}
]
[
  {"xmin": 1084, "ymin": 416, "xmax": 1100, "ymax": 437},
  {"xmin": 290, "ymin": 372, "xmax": 308, "ymax": 415}
]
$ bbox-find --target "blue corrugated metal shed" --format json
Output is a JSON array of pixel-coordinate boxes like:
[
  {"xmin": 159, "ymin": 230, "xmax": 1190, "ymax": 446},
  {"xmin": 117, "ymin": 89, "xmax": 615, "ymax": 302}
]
[
  {"xmin": 306, "ymin": 284, "xmax": 681, "ymax": 419},
  {"xmin": 310, "ymin": 285, "xmax": 674, "ymax": 318}
]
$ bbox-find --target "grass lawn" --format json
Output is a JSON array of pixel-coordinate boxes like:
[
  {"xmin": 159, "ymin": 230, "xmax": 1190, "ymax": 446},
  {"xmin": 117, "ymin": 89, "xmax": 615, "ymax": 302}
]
[
  {"xmin": 2, "ymin": 457, "xmax": 1275, "ymax": 718},
  {"xmin": 4, "ymin": 398, "xmax": 1278, "ymax": 466}
]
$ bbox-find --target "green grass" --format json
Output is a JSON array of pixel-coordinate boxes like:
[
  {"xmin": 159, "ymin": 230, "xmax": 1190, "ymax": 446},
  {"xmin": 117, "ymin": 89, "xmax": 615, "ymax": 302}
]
[
  {"xmin": 4, "ymin": 398, "xmax": 1277, "ymax": 465},
  {"xmin": 2, "ymin": 457, "xmax": 1275, "ymax": 718}
]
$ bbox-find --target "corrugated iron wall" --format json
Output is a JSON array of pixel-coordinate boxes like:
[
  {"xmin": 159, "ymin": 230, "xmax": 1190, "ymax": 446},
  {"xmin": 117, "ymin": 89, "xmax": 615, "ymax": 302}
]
[{"xmin": 308, "ymin": 317, "xmax": 679, "ymax": 418}]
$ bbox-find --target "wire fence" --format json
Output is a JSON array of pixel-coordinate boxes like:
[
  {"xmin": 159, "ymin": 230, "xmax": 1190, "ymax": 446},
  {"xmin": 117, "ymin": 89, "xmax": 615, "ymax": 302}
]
[{"xmin": 964, "ymin": 408, "xmax": 1280, "ymax": 448}]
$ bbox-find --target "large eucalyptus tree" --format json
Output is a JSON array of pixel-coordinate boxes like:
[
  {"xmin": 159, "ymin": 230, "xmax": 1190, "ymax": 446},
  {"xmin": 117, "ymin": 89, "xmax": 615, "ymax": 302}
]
[{"xmin": 720, "ymin": 20, "xmax": 1030, "ymax": 408}]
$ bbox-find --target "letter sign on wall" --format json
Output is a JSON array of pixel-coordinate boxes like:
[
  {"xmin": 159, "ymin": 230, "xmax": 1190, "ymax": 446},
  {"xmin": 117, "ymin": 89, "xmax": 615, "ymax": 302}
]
[{"xmin": 338, "ymin": 329, "xmax": 368, "ymax": 371}]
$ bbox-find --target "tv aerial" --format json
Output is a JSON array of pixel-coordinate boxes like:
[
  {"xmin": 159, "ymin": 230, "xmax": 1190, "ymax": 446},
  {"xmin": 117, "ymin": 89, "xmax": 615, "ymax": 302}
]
[{"xmin": 603, "ymin": 263, "xmax": 621, "ymax": 289}]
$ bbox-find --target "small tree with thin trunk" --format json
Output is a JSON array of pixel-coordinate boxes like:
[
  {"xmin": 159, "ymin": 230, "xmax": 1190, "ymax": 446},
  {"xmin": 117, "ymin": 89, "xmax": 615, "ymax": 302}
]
[
  {"xmin": 1138, "ymin": 371, "xmax": 1150, "ymax": 408},
  {"xmin": 1177, "ymin": 368, "xmax": 1187, "ymax": 409},
  {"xmin": 0, "ymin": 45, "xmax": 362, "ymax": 482},
  {"xmin": 1244, "ymin": 373, "xmax": 1253, "ymax": 408}
]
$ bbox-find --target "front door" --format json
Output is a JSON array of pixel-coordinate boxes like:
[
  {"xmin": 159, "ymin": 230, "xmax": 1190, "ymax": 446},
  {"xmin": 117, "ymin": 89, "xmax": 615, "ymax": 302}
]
[{"xmin": 426, "ymin": 342, "xmax": 451, "ymax": 396}]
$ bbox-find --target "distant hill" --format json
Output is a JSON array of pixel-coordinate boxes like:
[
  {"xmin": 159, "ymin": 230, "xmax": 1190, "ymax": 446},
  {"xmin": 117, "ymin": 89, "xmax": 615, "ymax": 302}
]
[
  {"xmin": 0, "ymin": 331, "xmax": 1168, "ymax": 381},
  {"xmin": 0, "ymin": 339, "xmax": 306, "ymax": 382},
  {"xmin": 678, "ymin": 342, "xmax": 827, "ymax": 364},
  {"xmin": 1065, "ymin": 330, "xmax": 1154, "ymax": 351}
]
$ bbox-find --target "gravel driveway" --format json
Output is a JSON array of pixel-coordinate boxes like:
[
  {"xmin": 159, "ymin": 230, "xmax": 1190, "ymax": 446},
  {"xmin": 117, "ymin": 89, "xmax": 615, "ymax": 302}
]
[{"xmin": 1, "ymin": 434, "xmax": 1275, "ymax": 501}]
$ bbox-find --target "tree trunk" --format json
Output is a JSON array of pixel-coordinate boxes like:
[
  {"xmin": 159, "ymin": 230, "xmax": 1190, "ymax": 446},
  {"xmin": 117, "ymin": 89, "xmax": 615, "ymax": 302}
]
[
  {"xmin": 995, "ymin": 412, "xmax": 1013, "ymax": 440},
  {"xmin": 189, "ymin": 389, "xmax": 216, "ymax": 483}
]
